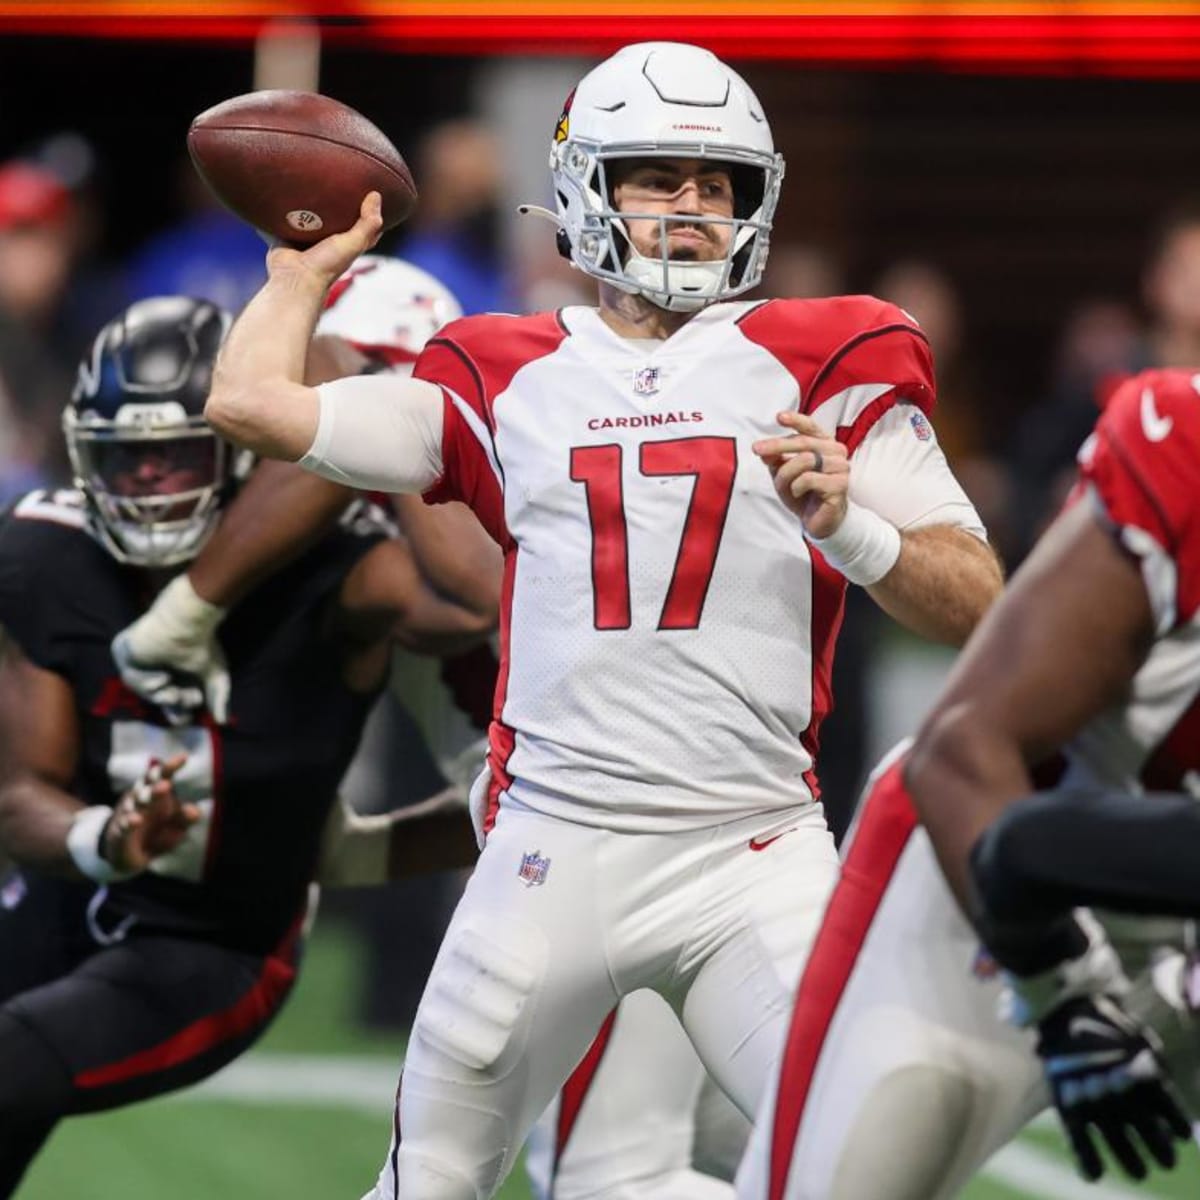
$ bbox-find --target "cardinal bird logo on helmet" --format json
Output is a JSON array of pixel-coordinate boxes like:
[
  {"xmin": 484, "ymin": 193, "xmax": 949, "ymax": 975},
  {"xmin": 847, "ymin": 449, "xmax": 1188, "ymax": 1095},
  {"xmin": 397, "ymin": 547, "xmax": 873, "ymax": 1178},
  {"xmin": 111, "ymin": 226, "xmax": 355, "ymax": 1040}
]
[{"xmin": 554, "ymin": 87, "xmax": 576, "ymax": 144}]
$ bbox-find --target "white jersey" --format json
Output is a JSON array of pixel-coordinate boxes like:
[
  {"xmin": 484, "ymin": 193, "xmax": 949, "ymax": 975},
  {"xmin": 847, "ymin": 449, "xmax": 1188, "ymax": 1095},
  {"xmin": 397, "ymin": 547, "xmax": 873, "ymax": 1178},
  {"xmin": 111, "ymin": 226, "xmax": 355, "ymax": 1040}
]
[{"xmin": 403, "ymin": 296, "xmax": 980, "ymax": 834}]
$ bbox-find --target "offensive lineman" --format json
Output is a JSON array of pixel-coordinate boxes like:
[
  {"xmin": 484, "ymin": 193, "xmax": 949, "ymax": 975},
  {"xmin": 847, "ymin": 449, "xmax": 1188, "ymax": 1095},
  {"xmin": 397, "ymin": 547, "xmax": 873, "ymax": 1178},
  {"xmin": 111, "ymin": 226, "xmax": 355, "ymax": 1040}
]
[
  {"xmin": 0, "ymin": 293, "xmax": 491, "ymax": 1195},
  {"xmin": 739, "ymin": 368, "xmax": 1200, "ymax": 1199},
  {"xmin": 201, "ymin": 42, "xmax": 1002, "ymax": 1200}
]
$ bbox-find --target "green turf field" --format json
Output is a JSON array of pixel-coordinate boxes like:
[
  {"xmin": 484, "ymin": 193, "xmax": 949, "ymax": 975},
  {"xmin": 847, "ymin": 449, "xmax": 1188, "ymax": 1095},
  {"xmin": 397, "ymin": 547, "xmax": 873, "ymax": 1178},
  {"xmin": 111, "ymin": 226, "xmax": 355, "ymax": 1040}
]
[{"xmin": 17, "ymin": 915, "xmax": 1200, "ymax": 1200}]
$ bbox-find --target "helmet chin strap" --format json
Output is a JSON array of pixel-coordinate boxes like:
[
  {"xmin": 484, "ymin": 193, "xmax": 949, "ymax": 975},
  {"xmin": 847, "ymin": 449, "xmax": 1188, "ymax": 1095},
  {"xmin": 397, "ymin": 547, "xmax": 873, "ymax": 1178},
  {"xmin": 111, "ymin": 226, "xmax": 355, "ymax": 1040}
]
[{"xmin": 622, "ymin": 248, "xmax": 724, "ymax": 313}]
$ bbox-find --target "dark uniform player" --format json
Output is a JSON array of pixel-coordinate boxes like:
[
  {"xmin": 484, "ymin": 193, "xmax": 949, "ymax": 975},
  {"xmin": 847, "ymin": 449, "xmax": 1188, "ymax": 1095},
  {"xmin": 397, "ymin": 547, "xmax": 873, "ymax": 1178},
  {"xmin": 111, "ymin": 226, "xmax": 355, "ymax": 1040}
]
[{"xmin": 0, "ymin": 297, "xmax": 488, "ymax": 1195}]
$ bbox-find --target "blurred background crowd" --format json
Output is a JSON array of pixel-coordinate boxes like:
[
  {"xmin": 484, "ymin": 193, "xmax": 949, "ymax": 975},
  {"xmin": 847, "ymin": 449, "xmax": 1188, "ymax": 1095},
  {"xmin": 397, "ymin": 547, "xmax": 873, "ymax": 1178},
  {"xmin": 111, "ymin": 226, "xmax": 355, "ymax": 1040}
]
[{"xmin": 2, "ymin": 22, "xmax": 1200, "ymax": 1036}]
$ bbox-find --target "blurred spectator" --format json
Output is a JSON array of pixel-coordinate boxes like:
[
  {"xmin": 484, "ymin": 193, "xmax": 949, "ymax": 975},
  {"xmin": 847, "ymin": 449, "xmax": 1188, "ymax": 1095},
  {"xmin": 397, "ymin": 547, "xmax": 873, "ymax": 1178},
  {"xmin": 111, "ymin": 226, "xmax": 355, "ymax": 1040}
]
[
  {"xmin": 761, "ymin": 242, "xmax": 843, "ymax": 301},
  {"xmin": 396, "ymin": 120, "xmax": 514, "ymax": 314},
  {"xmin": 31, "ymin": 132, "xmax": 130, "ymax": 344},
  {"xmin": 874, "ymin": 259, "xmax": 1017, "ymax": 564},
  {"xmin": 1010, "ymin": 298, "xmax": 1142, "ymax": 549},
  {"xmin": 514, "ymin": 227, "xmax": 591, "ymax": 312},
  {"xmin": 125, "ymin": 155, "xmax": 267, "ymax": 312},
  {"xmin": 1004, "ymin": 207, "xmax": 1200, "ymax": 552},
  {"xmin": 0, "ymin": 161, "xmax": 80, "ymax": 501},
  {"xmin": 1143, "ymin": 202, "xmax": 1200, "ymax": 368}
]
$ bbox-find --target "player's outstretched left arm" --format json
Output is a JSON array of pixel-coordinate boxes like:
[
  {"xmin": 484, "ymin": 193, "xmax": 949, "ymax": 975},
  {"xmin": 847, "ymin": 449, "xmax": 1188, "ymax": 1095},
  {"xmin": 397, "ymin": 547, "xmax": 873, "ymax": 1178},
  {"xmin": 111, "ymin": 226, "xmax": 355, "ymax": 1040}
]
[{"xmin": 754, "ymin": 410, "xmax": 1002, "ymax": 646}]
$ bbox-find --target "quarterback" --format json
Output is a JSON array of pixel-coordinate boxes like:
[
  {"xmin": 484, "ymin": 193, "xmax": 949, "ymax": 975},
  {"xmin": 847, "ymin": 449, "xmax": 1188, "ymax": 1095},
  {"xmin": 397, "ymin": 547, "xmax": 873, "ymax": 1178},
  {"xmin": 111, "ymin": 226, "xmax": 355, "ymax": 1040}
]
[{"xmin": 204, "ymin": 41, "xmax": 1001, "ymax": 1200}]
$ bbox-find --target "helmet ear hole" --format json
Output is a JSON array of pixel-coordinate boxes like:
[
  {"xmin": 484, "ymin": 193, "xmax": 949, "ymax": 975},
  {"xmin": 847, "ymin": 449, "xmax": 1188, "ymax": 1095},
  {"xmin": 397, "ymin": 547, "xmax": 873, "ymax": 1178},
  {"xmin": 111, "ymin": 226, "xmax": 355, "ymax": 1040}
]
[
  {"xmin": 730, "ymin": 164, "xmax": 764, "ymax": 221},
  {"xmin": 555, "ymin": 228, "xmax": 572, "ymax": 261}
]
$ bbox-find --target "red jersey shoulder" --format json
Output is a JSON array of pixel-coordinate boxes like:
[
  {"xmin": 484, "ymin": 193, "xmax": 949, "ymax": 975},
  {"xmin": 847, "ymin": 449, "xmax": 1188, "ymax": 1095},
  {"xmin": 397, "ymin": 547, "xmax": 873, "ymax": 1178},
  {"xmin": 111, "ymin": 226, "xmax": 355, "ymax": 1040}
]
[
  {"xmin": 736, "ymin": 295, "xmax": 933, "ymax": 416},
  {"xmin": 1082, "ymin": 369, "xmax": 1200, "ymax": 624},
  {"xmin": 1085, "ymin": 369, "xmax": 1200, "ymax": 547},
  {"xmin": 413, "ymin": 310, "xmax": 568, "ymax": 418}
]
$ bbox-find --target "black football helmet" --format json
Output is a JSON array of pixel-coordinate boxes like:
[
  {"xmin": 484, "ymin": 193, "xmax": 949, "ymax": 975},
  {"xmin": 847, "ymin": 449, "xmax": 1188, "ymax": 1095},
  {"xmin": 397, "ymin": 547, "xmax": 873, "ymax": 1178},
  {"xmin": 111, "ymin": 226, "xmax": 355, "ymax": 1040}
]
[{"xmin": 63, "ymin": 297, "xmax": 243, "ymax": 567}]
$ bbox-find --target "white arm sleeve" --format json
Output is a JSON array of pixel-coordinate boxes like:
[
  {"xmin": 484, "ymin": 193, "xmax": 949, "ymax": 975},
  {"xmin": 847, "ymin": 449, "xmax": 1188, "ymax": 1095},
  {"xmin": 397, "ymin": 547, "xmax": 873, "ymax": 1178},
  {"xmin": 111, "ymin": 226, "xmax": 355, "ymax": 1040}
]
[
  {"xmin": 298, "ymin": 374, "xmax": 445, "ymax": 493},
  {"xmin": 849, "ymin": 404, "xmax": 987, "ymax": 540}
]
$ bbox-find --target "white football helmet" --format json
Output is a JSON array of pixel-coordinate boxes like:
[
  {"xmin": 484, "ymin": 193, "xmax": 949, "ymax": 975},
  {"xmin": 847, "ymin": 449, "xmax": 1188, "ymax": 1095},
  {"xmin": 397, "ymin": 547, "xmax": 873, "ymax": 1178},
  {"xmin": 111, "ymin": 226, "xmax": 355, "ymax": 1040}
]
[
  {"xmin": 549, "ymin": 41, "xmax": 783, "ymax": 312},
  {"xmin": 317, "ymin": 255, "xmax": 463, "ymax": 373}
]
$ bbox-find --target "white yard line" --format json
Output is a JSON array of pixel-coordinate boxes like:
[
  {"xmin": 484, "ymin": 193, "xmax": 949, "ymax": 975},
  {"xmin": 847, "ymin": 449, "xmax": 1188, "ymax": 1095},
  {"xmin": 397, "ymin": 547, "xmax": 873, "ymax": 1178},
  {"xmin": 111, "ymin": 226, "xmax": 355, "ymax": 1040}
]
[
  {"xmin": 984, "ymin": 1141, "xmax": 1152, "ymax": 1200},
  {"xmin": 181, "ymin": 1054, "xmax": 1156, "ymax": 1200}
]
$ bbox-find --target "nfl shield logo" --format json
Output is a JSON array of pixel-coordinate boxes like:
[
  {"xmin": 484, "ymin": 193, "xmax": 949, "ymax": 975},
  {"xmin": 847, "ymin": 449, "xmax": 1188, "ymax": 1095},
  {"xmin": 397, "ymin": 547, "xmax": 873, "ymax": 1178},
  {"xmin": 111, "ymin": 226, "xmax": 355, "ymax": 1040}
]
[
  {"xmin": 633, "ymin": 366, "xmax": 660, "ymax": 396},
  {"xmin": 517, "ymin": 850, "xmax": 551, "ymax": 887},
  {"xmin": 909, "ymin": 411, "xmax": 933, "ymax": 442}
]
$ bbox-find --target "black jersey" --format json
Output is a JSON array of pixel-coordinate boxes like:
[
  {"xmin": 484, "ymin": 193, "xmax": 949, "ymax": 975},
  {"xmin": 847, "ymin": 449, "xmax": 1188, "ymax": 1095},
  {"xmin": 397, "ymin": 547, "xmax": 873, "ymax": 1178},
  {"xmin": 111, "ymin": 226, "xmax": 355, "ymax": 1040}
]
[{"xmin": 0, "ymin": 489, "xmax": 391, "ymax": 954}]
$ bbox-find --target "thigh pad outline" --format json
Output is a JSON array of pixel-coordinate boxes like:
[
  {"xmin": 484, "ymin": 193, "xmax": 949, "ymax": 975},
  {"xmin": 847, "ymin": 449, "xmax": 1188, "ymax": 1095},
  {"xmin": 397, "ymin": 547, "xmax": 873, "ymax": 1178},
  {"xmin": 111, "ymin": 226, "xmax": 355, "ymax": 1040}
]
[{"xmin": 416, "ymin": 922, "xmax": 548, "ymax": 1074}]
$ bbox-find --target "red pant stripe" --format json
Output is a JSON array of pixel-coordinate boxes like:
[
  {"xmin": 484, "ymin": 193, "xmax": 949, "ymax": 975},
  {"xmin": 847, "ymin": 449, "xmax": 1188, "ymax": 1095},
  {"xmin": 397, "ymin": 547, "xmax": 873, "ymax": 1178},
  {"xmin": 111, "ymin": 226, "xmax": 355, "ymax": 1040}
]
[{"xmin": 768, "ymin": 758, "xmax": 917, "ymax": 1200}]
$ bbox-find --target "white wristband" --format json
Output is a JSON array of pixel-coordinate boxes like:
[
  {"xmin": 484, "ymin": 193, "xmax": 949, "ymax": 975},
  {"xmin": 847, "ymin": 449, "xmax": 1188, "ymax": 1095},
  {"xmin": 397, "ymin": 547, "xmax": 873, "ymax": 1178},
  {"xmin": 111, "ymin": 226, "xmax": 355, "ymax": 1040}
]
[
  {"xmin": 806, "ymin": 501, "xmax": 901, "ymax": 586},
  {"xmin": 66, "ymin": 805, "xmax": 134, "ymax": 883}
]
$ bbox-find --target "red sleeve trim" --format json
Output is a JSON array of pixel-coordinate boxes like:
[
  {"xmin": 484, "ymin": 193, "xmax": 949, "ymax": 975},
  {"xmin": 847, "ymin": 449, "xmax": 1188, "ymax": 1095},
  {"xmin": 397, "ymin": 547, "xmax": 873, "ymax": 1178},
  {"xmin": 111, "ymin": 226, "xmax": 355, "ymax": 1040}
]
[
  {"xmin": 808, "ymin": 324, "xmax": 930, "ymax": 410},
  {"xmin": 837, "ymin": 392, "xmax": 901, "ymax": 456}
]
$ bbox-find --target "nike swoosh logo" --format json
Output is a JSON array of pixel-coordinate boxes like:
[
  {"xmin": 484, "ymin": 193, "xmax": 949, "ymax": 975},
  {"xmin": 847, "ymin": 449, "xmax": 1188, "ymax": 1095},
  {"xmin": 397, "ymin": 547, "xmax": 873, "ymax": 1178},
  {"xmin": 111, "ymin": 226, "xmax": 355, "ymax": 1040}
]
[
  {"xmin": 749, "ymin": 827, "xmax": 799, "ymax": 852},
  {"xmin": 1141, "ymin": 386, "xmax": 1174, "ymax": 442}
]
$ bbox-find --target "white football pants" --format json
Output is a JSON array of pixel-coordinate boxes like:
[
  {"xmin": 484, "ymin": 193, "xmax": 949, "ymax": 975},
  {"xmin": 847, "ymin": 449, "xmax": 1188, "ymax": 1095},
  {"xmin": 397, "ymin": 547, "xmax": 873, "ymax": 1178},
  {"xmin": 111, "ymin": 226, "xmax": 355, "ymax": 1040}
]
[
  {"xmin": 364, "ymin": 799, "xmax": 838, "ymax": 1200},
  {"xmin": 525, "ymin": 988, "xmax": 750, "ymax": 1199}
]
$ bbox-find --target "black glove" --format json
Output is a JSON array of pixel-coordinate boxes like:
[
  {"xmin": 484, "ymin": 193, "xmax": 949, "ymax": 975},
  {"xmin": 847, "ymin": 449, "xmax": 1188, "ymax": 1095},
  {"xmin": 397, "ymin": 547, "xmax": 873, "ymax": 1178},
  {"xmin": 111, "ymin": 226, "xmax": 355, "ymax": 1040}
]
[{"xmin": 1036, "ymin": 993, "xmax": 1192, "ymax": 1181}]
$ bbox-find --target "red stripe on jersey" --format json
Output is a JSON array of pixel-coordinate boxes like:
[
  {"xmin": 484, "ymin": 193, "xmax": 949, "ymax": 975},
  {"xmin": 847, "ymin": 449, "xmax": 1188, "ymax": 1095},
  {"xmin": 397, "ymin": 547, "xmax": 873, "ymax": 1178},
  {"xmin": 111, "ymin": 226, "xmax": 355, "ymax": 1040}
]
[
  {"xmin": 806, "ymin": 324, "xmax": 934, "ymax": 417},
  {"xmin": 836, "ymin": 390, "xmax": 906, "ymax": 457},
  {"xmin": 417, "ymin": 313, "xmax": 567, "ymax": 547},
  {"xmin": 73, "ymin": 917, "xmax": 302, "ymax": 1090},
  {"xmin": 424, "ymin": 388, "xmax": 511, "ymax": 547},
  {"xmin": 415, "ymin": 311, "xmax": 568, "ymax": 431},
  {"xmin": 1081, "ymin": 369, "xmax": 1200, "ymax": 625},
  {"xmin": 768, "ymin": 757, "xmax": 917, "ymax": 1200},
  {"xmin": 484, "ymin": 546, "xmax": 519, "ymax": 838},
  {"xmin": 90, "ymin": 677, "xmax": 155, "ymax": 722},
  {"xmin": 735, "ymin": 296, "xmax": 933, "ymax": 418},
  {"xmin": 554, "ymin": 1007, "xmax": 619, "ymax": 1173},
  {"xmin": 799, "ymin": 547, "xmax": 848, "ymax": 799},
  {"xmin": 1142, "ymin": 692, "xmax": 1200, "ymax": 792}
]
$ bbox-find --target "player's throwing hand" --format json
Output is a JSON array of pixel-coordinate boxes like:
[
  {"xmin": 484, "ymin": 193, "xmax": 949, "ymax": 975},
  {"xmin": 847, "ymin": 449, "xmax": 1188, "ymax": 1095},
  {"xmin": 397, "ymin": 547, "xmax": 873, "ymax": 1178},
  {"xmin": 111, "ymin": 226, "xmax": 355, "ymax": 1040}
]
[
  {"xmin": 266, "ymin": 191, "xmax": 384, "ymax": 290},
  {"xmin": 753, "ymin": 412, "xmax": 849, "ymax": 538}
]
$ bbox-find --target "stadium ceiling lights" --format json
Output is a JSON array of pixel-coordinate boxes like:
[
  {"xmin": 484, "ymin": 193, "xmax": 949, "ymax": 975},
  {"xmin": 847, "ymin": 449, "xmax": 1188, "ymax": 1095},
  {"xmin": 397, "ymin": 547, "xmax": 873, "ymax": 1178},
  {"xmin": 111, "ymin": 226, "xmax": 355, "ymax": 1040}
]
[{"xmin": 4, "ymin": 1, "xmax": 1200, "ymax": 78}]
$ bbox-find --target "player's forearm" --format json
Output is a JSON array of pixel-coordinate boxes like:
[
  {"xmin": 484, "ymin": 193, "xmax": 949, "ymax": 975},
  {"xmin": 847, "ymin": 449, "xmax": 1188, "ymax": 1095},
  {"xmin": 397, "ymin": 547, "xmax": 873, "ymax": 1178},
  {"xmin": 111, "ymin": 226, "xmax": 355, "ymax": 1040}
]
[
  {"xmin": 0, "ymin": 773, "xmax": 83, "ymax": 875},
  {"xmin": 906, "ymin": 699, "xmax": 1033, "ymax": 910},
  {"xmin": 206, "ymin": 266, "xmax": 326, "ymax": 461},
  {"xmin": 391, "ymin": 589, "xmax": 496, "ymax": 656},
  {"xmin": 974, "ymin": 788, "xmax": 1200, "ymax": 928},
  {"xmin": 867, "ymin": 525, "xmax": 1002, "ymax": 647},
  {"xmin": 190, "ymin": 460, "xmax": 351, "ymax": 608},
  {"xmin": 391, "ymin": 496, "xmax": 503, "ymax": 622}
]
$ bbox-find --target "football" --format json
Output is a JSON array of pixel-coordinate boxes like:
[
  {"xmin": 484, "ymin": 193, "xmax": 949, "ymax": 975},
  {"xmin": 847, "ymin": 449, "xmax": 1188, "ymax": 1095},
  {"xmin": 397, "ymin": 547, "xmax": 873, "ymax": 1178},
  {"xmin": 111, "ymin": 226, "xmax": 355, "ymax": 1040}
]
[{"xmin": 187, "ymin": 90, "xmax": 417, "ymax": 245}]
